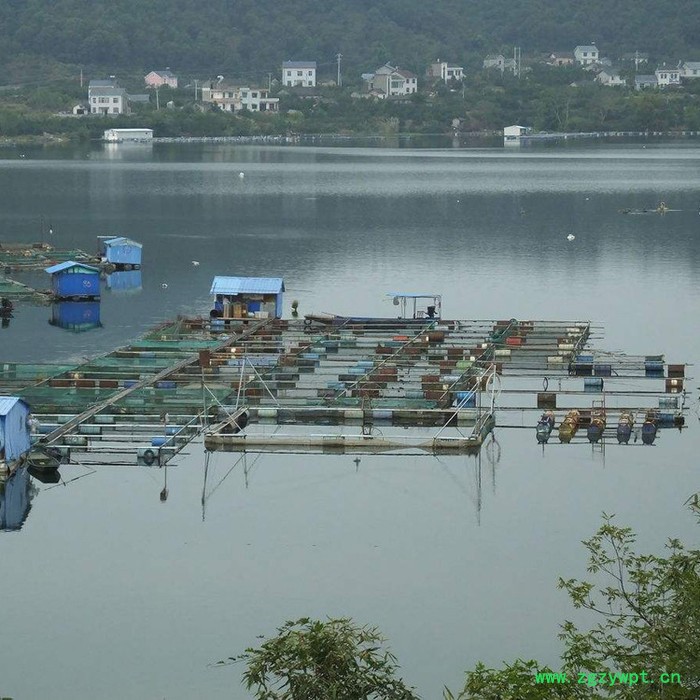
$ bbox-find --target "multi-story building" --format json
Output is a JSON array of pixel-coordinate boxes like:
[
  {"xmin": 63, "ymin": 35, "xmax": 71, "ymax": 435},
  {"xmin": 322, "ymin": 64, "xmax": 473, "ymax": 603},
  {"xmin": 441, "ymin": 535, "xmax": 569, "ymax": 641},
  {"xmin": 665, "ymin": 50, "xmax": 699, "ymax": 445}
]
[
  {"xmin": 88, "ymin": 79, "xmax": 128, "ymax": 115},
  {"xmin": 365, "ymin": 64, "xmax": 418, "ymax": 98},
  {"xmin": 145, "ymin": 69, "xmax": 178, "ymax": 89},
  {"xmin": 282, "ymin": 61, "xmax": 316, "ymax": 87},
  {"xmin": 201, "ymin": 83, "xmax": 279, "ymax": 112}
]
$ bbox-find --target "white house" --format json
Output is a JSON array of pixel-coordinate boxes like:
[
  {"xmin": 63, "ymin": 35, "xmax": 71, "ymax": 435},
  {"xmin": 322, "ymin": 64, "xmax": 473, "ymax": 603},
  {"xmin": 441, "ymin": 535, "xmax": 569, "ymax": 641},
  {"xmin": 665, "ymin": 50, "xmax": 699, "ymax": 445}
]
[
  {"xmin": 428, "ymin": 60, "xmax": 464, "ymax": 83},
  {"xmin": 145, "ymin": 69, "xmax": 178, "ymax": 89},
  {"xmin": 680, "ymin": 61, "xmax": 700, "ymax": 78},
  {"xmin": 88, "ymin": 79, "xmax": 128, "ymax": 115},
  {"xmin": 483, "ymin": 54, "xmax": 518, "ymax": 73},
  {"xmin": 201, "ymin": 83, "xmax": 279, "ymax": 112},
  {"xmin": 655, "ymin": 65, "xmax": 681, "ymax": 86},
  {"xmin": 596, "ymin": 68, "xmax": 626, "ymax": 86},
  {"xmin": 503, "ymin": 124, "xmax": 531, "ymax": 145},
  {"xmin": 484, "ymin": 54, "xmax": 504, "ymax": 69},
  {"xmin": 574, "ymin": 45, "xmax": 599, "ymax": 65},
  {"xmin": 282, "ymin": 61, "xmax": 316, "ymax": 87},
  {"xmin": 365, "ymin": 64, "xmax": 417, "ymax": 98}
]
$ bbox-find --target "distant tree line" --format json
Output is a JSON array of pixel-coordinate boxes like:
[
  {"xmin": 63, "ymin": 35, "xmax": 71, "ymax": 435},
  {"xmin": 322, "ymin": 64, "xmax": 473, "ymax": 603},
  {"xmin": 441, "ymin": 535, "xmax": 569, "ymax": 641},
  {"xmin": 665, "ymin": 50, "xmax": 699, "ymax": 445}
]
[{"xmin": 0, "ymin": 0, "xmax": 699, "ymax": 83}]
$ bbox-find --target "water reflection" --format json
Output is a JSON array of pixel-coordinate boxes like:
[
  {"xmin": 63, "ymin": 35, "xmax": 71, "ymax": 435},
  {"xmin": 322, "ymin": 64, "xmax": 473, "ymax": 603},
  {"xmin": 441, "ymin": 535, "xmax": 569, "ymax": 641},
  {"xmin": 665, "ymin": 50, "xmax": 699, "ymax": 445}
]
[
  {"xmin": 49, "ymin": 300, "xmax": 102, "ymax": 332},
  {"xmin": 106, "ymin": 269, "xmax": 142, "ymax": 294},
  {"xmin": 0, "ymin": 467, "xmax": 36, "ymax": 531}
]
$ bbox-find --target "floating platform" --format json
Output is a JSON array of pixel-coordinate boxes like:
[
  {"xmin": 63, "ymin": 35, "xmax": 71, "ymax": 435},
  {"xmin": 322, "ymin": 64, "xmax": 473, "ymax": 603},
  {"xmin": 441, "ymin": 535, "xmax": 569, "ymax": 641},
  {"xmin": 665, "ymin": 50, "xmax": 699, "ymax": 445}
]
[
  {"xmin": 0, "ymin": 274, "xmax": 51, "ymax": 304},
  {"xmin": 2, "ymin": 315, "xmax": 689, "ymax": 463},
  {"xmin": 0, "ymin": 243, "xmax": 94, "ymax": 272}
]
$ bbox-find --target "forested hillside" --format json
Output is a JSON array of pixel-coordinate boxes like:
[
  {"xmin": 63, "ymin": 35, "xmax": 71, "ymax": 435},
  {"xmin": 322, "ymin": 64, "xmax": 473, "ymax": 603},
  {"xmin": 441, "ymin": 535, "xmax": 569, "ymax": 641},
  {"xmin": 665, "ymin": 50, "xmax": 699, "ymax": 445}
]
[{"xmin": 0, "ymin": 0, "xmax": 699, "ymax": 80}]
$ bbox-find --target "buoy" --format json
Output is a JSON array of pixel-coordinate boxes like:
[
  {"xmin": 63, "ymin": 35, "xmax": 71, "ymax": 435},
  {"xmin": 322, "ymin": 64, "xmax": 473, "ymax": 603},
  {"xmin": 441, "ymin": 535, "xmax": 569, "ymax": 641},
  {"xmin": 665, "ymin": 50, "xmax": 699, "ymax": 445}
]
[
  {"xmin": 191, "ymin": 260, "xmax": 200, "ymax": 266},
  {"xmin": 567, "ymin": 234, "xmax": 575, "ymax": 241},
  {"xmin": 238, "ymin": 172, "xmax": 245, "ymax": 179},
  {"xmin": 161, "ymin": 283, "xmax": 168, "ymax": 289}
]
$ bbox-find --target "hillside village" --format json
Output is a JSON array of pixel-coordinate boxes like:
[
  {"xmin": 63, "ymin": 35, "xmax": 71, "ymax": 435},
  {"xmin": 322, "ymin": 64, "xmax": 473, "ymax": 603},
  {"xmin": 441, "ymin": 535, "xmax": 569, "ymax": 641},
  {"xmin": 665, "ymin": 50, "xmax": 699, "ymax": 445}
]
[{"xmin": 81, "ymin": 43, "xmax": 700, "ymax": 117}]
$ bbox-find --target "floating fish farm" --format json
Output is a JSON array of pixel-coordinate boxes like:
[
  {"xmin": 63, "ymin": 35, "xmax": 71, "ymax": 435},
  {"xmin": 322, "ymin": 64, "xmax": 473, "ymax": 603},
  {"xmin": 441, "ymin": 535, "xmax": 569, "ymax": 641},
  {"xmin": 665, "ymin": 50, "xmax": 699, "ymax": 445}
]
[{"xmin": 0, "ymin": 313, "xmax": 690, "ymax": 466}]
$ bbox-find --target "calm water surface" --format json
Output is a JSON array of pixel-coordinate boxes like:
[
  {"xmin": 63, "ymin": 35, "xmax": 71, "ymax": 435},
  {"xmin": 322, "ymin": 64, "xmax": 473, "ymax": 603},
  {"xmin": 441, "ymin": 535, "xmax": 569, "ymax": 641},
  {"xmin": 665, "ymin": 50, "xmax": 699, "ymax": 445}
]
[{"xmin": 1, "ymin": 142, "xmax": 699, "ymax": 699}]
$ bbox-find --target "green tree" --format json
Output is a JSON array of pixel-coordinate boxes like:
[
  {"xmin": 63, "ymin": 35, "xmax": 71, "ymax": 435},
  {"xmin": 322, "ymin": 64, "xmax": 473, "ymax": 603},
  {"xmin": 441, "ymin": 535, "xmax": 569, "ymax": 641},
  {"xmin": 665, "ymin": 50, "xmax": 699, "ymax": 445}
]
[
  {"xmin": 224, "ymin": 617, "xmax": 420, "ymax": 700},
  {"xmin": 449, "ymin": 506, "xmax": 700, "ymax": 699}
]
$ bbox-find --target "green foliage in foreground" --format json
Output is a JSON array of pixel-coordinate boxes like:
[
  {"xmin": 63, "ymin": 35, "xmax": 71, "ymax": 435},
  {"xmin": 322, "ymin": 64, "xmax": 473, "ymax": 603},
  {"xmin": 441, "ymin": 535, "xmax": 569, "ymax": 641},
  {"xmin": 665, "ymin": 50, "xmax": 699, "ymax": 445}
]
[
  {"xmin": 223, "ymin": 617, "xmax": 419, "ymax": 700},
  {"xmin": 228, "ymin": 501, "xmax": 699, "ymax": 699},
  {"xmin": 452, "ymin": 508, "xmax": 700, "ymax": 700}
]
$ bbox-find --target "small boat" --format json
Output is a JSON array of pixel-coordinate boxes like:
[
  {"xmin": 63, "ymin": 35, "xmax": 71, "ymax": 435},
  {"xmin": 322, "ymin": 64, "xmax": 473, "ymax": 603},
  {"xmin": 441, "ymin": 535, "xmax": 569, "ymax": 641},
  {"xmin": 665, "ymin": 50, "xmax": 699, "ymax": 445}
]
[
  {"xmin": 536, "ymin": 411, "xmax": 555, "ymax": 443},
  {"xmin": 641, "ymin": 410, "xmax": 659, "ymax": 445},
  {"xmin": 616, "ymin": 412, "xmax": 634, "ymax": 444},
  {"xmin": 558, "ymin": 409, "xmax": 580, "ymax": 443},
  {"xmin": 587, "ymin": 408, "xmax": 606, "ymax": 443},
  {"xmin": 25, "ymin": 447, "xmax": 62, "ymax": 473}
]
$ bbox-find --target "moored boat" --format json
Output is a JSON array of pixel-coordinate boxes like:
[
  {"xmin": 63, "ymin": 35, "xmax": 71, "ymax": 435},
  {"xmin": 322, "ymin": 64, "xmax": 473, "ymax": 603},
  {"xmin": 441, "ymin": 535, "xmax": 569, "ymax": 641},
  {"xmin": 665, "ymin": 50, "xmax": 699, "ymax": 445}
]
[{"xmin": 25, "ymin": 447, "xmax": 62, "ymax": 473}]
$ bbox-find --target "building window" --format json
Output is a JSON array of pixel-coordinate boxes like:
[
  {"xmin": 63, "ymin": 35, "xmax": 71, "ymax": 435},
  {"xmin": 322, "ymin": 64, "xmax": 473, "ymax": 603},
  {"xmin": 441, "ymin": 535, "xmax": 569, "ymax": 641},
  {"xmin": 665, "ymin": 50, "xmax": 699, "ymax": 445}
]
[
  {"xmin": 252, "ymin": 92, "xmax": 257, "ymax": 98},
  {"xmin": 92, "ymin": 97, "xmax": 97, "ymax": 103},
  {"xmin": 112, "ymin": 108, "xmax": 119, "ymax": 113},
  {"xmin": 113, "ymin": 98, "xmax": 118, "ymax": 103},
  {"xmin": 297, "ymin": 71, "xmax": 302, "ymax": 76}
]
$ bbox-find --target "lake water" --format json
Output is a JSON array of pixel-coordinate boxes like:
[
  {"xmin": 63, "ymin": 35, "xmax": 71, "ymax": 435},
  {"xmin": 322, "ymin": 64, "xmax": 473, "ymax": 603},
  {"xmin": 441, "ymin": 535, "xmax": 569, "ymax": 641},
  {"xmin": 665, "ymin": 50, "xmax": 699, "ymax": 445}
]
[{"xmin": 1, "ymin": 141, "xmax": 699, "ymax": 699}]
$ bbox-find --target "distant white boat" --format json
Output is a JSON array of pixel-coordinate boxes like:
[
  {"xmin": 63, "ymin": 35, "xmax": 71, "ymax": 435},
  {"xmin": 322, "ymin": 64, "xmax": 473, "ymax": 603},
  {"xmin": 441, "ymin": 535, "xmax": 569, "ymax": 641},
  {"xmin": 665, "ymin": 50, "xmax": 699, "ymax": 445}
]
[
  {"xmin": 103, "ymin": 128, "xmax": 153, "ymax": 143},
  {"xmin": 567, "ymin": 234, "xmax": 576, "ymax": 241}
]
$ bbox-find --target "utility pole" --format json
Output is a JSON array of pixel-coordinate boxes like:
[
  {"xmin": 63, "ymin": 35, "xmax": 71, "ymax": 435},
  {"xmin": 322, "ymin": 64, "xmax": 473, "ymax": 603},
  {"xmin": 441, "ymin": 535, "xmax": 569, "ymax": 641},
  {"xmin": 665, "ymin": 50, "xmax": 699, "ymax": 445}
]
[
  {"xmin": 336, "ymin": 52, "xmax": 342, "ymax": 87},
  {"xmin": 267, "ymin": 72, "xmax": 272, "ymax": 91},
  {"xmin": 80, "ymin": 68, "xmax": 83, "ymax": 88},
  {"xmin": 155, "ymin": 86, "xmax": 160, "ymax": 110},
  {"xmin": 194, "ymin": 79, "xmax": 198, "ymax": 101}
]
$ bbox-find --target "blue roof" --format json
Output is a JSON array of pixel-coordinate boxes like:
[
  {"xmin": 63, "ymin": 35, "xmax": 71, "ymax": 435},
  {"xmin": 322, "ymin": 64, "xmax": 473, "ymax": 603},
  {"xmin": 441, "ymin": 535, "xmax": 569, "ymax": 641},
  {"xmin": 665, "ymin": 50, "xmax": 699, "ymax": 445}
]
[
  {"xmin": 0, "ymin": 397, "xmax": 29, "ymax": 416},
  {"xmin": 210, "ymin": 276, "xmax": 285, "ymax": 295},
  {"xmin": 45, "ymin": 261, "xmax": 100, "ymax": 275},
  {"xmin": 104, "ymin": 236, "xmax": 142, "ymax": 248}
]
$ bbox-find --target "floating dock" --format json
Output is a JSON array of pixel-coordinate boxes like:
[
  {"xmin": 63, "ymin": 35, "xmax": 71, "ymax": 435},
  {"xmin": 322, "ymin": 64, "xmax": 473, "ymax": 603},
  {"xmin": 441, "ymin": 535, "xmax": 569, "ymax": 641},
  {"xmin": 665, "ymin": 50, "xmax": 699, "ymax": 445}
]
[
  {"xmin": 0, "ymin": 243, "xmax": 94, "ymax": 272},
  {"xmin": 0, "ymin": 274, "xmax": 51, "ymax": 303},
  {"xmin": 0, "ymin": 314, "xmax": 689, "ymax": 465}
]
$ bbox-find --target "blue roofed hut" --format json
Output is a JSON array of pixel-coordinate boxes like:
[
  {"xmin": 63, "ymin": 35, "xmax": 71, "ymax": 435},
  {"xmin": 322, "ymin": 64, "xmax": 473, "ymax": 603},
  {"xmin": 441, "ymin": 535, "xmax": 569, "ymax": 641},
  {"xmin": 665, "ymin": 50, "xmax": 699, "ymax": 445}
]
[
  {"xmin": 0, "ymin": 397, "xmax": 31, "ymax": 470},
  {"xmin": 210, "ymin": 276, "xmax": 285, "ymax": 320},
  {"xmin": 98, "ymin": 236, "xmax": 142, "ymax": 268},
  {"xmin": 45, "ymin": 261, "xmax": 100, "ymax": 299}
]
